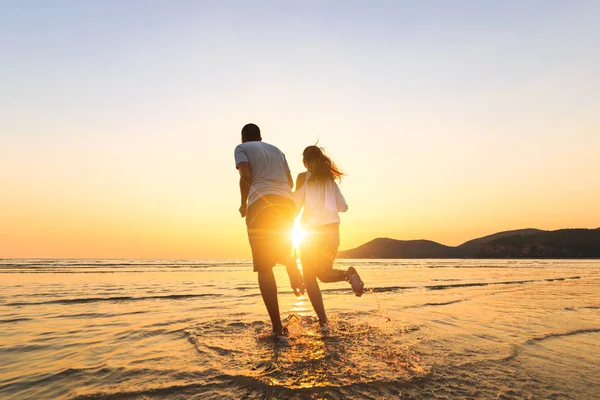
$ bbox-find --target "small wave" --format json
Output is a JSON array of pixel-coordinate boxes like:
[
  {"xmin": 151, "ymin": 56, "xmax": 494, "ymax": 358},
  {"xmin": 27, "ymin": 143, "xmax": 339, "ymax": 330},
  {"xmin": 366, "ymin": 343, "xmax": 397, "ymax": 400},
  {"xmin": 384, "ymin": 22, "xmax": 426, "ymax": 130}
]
[
  {"xmin": 0, "ymin": 262, "xmax": 213, "ymax": 268},
  {"xmin": 114, "ymin": 326, "xmax": 188, "ymax": 341},
  {"xmin": 70, "ymin": 376, "xmax": 298, "ymax": 400},
  {"xmin": 0, "ymin": 366, "xmax": 98, "ymax": 394},
  {"xmin": 71, "ymin": 383, "xmax": 216, "ymax": 400},
  {"xmin": 202, "ymin": 344, "xmax": 243, "ymax": 357},
  {"xmin": 404, "ymin": 299, "xmax": 466, "ymax": 309},
  {"xmin": 497, "ymin": 344, "xmax": 521, "ymax": 363},
  {"xmin": 427, "ymin": 282, "xmax": 494, "ymax": 290},
  {"xmin": 563, "ymin": 305, "xmax": 600, "ymax": 311},
  {"xmin": 51, "ymin": 310, "xmax": 148, "ymax": 319},
  {"xmin": 0, "ymin": 344, "xmax": 50, "ymax": 354},
  {"xmin": 238, "ymin": 292, "xmax": 262, "ymax": 298},
  {"xmin": 525, "ymin": 328, "xmax": 600, "ymax": 344},
  {"xmin": 0, "ymin": 366, "xmax": 210, "ymax": 399},
  {"xmin": 0, "ymin": 262, "xmax": 249, "ymax": 270},
  {"xmin": 360, "ymin": 276, "xmax": 582, "ymax": 295},
  {"xmin": 426, "ymin": 264, "xmax": 549, "ymax": 269},
  {"xmin": 0, "ymin": 269, "xmax": 211, "ymax": 274},
  {"xmin": 0, "ymin": 317, "xmax": 32, "ymax": 324},
  {"xmin": 364, "ymin": 285, "xmax": 415, "ymax": 293},
  {"xmin": 425, "ymin": 276, "xmax": 581, "ymax": 291},
  {"xmin": 4, "ymin": 293, "xmax": 221, "ymax": 306},
  {"xmin": 452, "ymin": 343, "xmax": 521, "ymax": 370},
  {"xmin": 234, "ymin": 286, "xmax": 255, "ymax": 291},
  {"xmin": 144, "ymin": 317, "xmax": 196, "ymax": 328}
]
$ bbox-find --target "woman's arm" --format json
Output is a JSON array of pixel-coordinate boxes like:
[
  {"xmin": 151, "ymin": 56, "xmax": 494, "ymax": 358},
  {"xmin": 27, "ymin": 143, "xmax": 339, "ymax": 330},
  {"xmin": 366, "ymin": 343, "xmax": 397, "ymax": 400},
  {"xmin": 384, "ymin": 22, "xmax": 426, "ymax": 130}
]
[
  {"xmin": 335, "ymin": 183, "xmax": 348, "ymax": 212},
  {"xmin": 292, "ymin": 172, "xmax": 308, "ymax": 216},
  {"xmin": 295, "ymin": 172, "xmax": 307, "ymax": 191}
]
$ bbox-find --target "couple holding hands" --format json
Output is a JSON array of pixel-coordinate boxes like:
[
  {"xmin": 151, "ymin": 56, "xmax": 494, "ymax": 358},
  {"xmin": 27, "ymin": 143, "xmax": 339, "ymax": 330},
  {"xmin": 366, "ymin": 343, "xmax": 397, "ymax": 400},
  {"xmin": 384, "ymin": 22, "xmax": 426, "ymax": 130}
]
[{"xmin": 235, "ymin": 123, "xmax": 364, "ymax": 338}]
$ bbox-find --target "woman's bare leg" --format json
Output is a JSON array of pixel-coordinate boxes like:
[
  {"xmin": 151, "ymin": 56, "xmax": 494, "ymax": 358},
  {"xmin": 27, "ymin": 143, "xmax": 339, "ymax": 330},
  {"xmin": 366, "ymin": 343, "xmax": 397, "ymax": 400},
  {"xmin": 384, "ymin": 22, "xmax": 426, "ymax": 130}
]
[
  {"xmin": 301, "ymin": 252, "xmax": 327, "ymax": 325},
  {"xmin": 304, "ymin": 269, "xmax": 327, "ymax": 326},
  {"xmin": 316, "ymin": 269, "xmax": 347, "ymax": 283}
]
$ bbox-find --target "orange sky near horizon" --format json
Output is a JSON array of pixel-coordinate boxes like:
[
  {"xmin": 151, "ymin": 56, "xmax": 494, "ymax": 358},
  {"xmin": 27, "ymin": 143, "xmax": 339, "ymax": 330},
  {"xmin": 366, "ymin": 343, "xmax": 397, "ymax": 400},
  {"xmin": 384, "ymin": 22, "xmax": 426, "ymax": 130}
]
[
  {"xmin": 2, "ymin": 117, "xmax": 598, "ymax": 259},
  {"xmin": 1, "ymin": 2, "xmax": 599, "ymax": 259}
]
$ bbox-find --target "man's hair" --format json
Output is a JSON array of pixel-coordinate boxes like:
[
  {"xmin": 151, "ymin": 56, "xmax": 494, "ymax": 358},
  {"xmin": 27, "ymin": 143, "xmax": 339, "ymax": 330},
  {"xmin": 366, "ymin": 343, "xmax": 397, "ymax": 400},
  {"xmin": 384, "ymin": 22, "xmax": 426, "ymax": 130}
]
[{"xmin": 241, "ymin": 123, "xmax": 261, "ymax": 142}]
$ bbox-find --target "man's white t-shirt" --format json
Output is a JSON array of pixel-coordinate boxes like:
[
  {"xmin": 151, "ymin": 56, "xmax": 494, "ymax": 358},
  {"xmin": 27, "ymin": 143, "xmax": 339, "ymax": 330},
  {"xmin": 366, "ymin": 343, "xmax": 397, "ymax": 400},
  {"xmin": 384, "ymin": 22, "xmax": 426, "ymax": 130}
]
[{"xmin": 234, "ymin": 141, "xmax": 292, "ymax": 206}]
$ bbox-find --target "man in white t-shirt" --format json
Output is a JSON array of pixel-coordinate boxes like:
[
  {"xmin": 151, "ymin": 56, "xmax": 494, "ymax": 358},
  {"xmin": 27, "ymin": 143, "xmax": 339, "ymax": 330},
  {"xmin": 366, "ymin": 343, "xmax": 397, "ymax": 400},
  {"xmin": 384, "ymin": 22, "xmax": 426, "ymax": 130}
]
[{"xmin": 234, "ymin": 123, "xmax": 304, "ymax": 338}]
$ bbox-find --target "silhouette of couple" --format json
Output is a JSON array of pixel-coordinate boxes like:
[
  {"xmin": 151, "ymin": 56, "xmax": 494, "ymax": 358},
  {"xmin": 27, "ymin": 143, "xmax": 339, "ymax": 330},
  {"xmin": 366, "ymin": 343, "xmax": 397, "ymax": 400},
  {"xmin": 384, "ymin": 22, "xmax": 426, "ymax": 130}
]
[{"xmin": 235, "ymin": 123, "xmax": 364, "ymax": 338}]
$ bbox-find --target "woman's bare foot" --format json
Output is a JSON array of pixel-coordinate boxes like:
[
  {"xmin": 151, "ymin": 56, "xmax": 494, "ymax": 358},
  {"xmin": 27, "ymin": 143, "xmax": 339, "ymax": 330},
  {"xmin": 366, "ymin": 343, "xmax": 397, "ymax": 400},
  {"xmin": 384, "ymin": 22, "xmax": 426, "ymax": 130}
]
[
  {"xmin": 273, "ymin": 326, "xmax": 289, "ymax": 342},
  {"xmin": 347, "ymin": 267, "xmax": 364, "ymax": 297}
]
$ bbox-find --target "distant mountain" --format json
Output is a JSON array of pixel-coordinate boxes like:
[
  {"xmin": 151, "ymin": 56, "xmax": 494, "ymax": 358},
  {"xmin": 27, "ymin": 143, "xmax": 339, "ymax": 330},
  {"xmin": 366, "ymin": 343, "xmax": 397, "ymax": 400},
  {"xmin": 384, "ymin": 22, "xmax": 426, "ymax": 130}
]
[
  {"xmin": 458, "ymin": 228, "xmax": 545, "ymax": 249},
  {"xmin": 339, "ymin": 238, "xmax": 460, "ymax": 259},
  {"xmin": 337, "ymin": 228, "xmax": 600, "ymax": 259},
  {"xmin": 479, "ymin": 228, "xmax": 600, "ymax": 258}
]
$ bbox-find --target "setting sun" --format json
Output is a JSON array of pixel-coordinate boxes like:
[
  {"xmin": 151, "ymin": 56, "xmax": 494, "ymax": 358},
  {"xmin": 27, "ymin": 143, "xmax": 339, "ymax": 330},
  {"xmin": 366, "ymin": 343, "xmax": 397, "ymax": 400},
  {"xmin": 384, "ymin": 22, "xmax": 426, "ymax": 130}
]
[{"xmin": 292, "ymin": 220, "xmax": 307, "ymax": 250}]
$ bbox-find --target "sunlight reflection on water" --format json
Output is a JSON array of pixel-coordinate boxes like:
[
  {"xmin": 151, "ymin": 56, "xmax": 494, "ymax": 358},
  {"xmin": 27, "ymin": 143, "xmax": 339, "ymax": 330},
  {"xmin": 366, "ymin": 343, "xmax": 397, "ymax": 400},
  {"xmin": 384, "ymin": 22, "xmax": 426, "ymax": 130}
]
[{"xmin": 290, "ymin": 295, "xmax": 310, "ymax": 315}]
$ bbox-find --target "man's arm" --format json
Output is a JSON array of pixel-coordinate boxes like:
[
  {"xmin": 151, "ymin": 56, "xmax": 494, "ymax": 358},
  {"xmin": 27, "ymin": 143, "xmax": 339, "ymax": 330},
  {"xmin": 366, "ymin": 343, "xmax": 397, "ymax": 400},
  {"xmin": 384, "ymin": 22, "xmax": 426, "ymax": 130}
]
[{"xmin": 238, "ymin": 162, "xmax": 252, "ymax": 217}]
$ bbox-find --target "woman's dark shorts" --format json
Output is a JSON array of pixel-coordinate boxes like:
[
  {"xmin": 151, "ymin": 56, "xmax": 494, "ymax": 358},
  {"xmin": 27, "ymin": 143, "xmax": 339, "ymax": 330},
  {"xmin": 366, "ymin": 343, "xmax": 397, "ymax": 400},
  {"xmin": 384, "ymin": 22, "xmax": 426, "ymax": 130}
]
[{"xmin": 299, "ymin": 223, "xmax": 340, "ymax": 276}]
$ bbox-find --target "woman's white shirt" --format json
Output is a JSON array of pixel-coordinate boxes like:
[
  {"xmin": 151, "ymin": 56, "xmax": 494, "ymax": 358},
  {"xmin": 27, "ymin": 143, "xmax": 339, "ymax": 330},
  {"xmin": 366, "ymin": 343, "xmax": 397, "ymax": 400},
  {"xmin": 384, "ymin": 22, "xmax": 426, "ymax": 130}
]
[{"xmin": 293, "ymin": 172, "xmax": 348, "ymax": 228}]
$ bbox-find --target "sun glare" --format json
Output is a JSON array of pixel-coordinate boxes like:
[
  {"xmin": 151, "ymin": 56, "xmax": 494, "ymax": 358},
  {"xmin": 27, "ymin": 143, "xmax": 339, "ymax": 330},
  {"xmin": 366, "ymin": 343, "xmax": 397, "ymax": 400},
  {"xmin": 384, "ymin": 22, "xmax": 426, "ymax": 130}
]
[{"xmin": 292, "ymin": 221, "xmax": 307, "ymax": 250}]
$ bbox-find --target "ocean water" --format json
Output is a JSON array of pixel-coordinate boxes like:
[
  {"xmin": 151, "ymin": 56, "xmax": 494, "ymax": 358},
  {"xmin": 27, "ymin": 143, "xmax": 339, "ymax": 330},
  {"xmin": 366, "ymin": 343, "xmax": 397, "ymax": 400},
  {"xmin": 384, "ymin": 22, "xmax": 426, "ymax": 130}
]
[{"xmin": 0, "ymin": 259, "xmax": 599, "ymax": 399}]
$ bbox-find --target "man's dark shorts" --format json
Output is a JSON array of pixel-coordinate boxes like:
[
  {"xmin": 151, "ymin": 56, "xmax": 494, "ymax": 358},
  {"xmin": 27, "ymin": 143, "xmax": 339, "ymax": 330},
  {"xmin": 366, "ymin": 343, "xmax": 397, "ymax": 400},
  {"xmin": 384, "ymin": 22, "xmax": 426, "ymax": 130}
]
[{"xmin": 246, "ymin": 195, "xmax": 295, "ymax": 272}]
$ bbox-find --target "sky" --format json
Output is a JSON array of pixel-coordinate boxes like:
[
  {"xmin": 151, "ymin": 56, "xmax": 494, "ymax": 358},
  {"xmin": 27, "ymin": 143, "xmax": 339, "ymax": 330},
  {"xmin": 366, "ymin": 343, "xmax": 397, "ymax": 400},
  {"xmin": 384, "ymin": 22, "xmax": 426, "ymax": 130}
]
[{"xmin": 1, "ymin": 0, "xmax": 599, "ymax": 259}]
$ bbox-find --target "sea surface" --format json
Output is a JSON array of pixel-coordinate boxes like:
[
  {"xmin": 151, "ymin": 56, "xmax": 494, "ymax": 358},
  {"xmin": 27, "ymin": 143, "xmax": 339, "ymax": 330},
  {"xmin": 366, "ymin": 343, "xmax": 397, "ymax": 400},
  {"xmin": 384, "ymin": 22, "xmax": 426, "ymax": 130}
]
[{"xmin": 0, "ymin": 259, "xmax": 599, "ymax": 399}]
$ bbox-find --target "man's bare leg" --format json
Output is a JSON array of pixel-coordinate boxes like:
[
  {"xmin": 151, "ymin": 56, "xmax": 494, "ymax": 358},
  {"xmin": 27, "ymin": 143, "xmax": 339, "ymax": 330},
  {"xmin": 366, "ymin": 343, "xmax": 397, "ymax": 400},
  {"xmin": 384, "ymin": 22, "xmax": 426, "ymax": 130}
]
[{"xmin": 257, "ymin": 268, "xmax": 284, "ymax": 335}]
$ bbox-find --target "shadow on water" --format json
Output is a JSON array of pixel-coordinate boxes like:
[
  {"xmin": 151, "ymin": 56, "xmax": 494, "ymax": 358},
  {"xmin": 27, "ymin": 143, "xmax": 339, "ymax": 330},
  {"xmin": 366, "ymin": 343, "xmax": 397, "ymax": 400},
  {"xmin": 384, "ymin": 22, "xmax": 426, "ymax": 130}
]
[{"xmin": 184, "ymin": 313, "xmax": 429, "ymax": 399}]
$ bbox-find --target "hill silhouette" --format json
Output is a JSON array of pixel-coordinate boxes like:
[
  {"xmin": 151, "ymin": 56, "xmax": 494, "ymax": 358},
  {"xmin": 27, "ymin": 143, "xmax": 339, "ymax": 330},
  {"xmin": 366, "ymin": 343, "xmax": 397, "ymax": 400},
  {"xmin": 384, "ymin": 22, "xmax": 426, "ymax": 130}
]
[
  {"xmin": 337, "ymin": 228, "xmax": 600, "ymax": 258},
  {"xmin": 338, "ymin": 238, "xmax": 460, "ymax": 259},
  {"xmin": 458, "ymin": 228, "xmax": 544, "ymax": 249}
]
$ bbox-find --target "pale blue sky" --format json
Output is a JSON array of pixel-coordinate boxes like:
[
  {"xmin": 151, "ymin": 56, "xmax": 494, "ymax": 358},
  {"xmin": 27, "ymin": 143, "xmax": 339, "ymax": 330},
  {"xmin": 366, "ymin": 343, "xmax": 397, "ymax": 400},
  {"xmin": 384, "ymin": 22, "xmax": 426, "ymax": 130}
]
[
  {"xmin": 2, "ymin": 1, "xmax": 598, "ymax": 130},
  {"xmin": 1, "ymin": 1, "xmax": 599, "ymax": 257}
]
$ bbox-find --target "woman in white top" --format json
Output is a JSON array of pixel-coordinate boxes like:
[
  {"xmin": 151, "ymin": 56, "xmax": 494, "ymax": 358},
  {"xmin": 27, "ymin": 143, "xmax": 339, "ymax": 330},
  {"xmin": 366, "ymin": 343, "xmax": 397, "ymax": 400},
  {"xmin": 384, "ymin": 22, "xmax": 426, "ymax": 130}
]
[{"xmin": 294, "ymin": 145, "xmax": 364, "ymax": 328}]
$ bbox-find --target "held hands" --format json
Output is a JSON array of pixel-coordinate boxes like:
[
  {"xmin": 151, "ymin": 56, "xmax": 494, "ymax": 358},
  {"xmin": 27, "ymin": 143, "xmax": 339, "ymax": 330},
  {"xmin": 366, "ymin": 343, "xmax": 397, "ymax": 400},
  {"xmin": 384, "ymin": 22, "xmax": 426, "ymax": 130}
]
[{"xmin": 239, "ymin": 203, "xmax": 247, "ymax": 218}]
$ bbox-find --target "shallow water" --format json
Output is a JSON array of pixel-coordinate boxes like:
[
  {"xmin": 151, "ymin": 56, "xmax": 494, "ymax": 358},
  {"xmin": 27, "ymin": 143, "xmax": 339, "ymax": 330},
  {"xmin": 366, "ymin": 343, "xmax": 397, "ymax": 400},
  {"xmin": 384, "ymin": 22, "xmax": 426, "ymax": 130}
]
[{"xmin": 0, "ymin": 259, "xmax": 598, "ymax": 399}]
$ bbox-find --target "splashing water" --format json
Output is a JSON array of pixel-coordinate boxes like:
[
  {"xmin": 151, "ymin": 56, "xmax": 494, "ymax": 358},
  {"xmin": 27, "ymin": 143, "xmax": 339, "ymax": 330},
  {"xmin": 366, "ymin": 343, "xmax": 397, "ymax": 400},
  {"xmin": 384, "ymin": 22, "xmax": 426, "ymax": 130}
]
[{"xmin": 185, "ymin": 312, "xmax": 429, "ymax": 396}]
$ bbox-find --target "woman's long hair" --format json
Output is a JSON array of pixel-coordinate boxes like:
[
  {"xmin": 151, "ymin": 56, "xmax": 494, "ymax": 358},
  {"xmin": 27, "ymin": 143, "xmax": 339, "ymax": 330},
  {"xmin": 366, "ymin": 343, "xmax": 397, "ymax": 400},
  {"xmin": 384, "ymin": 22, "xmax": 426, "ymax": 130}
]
[{"xmin": 303, "ymin": 145, "xmax": 344, "ymax": 182}]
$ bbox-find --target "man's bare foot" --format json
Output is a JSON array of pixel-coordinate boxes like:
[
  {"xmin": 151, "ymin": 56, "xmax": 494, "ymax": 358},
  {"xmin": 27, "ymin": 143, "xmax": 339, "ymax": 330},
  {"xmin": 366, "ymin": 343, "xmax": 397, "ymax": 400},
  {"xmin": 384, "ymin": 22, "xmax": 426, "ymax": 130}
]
[{"xmin": 319, "ymin": 320, "xmax": 330, "ymax": 334}]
